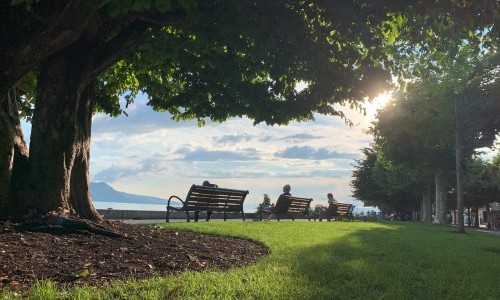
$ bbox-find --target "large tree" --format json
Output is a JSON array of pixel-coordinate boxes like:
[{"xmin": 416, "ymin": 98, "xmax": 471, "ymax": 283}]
[
  {"xmin": 0, "ymin": 0, "xmax": 496, "ymax": 221},
  {"xmin": 1, "ymin": 0, "xmax": 398, "ymax": 220}
]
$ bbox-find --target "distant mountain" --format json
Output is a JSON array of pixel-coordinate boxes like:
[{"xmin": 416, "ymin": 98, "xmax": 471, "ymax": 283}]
[{"xmin": 90, "ymin": 182, "xmax": 166, "ymax": 205}]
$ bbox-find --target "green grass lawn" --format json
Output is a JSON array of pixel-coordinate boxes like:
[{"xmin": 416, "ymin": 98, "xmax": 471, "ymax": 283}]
[{"xmin": 4, "ymin": 221, "xmax": 500, "ymax": 299}]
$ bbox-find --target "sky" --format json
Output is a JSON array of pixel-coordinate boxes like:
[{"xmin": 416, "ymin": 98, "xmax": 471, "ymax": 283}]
[
  {"xmin": 21, "ymin": 93, "xmax": 390, "ymax": 213},
  {"xmin": 86, "ymin": 93, "xmax": 392, "ymax": 213}
]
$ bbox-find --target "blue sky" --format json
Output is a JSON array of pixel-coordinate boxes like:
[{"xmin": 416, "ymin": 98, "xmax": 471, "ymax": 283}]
[{"xmin": 85, "ymin": 93, "xmax": 389, "ymax": 213}]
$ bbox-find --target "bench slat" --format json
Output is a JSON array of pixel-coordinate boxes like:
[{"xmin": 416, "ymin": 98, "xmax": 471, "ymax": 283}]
[
  {"xmin": 315, "ymin": 202, "xmax": 355, "ymax": 221},
  {"xmin": 262, "ymin": 195, "xmax": 313, "ymax": 221}
]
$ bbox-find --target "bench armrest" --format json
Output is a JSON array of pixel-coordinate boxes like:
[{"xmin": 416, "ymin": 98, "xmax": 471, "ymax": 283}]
[{"xmin": 167, "ymin": 195, "xmax": 185, "ymax": 208}]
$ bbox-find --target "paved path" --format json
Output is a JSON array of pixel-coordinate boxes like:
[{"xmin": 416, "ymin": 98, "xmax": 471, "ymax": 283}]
[{"xmin": 476, "ymin": 229, "xmax": 500, "ymax": 237}]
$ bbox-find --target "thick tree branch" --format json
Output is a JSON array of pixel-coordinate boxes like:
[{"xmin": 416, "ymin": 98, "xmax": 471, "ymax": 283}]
[
  {"xmin": 0, "ymin": 0, "xmax": 99, "ymax": 93},
  {"xmin": 88, "ymin": 21, "xmax": 151, "ymax": 79},
  {"xmin": 88, "ymin": 10, "xmax": 190, "ymax": 79}
]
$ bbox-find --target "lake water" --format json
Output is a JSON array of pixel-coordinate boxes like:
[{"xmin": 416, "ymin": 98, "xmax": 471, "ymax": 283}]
[{"xmin": 94, "ymin": 202, "xmax": 167, "ymax": 211}]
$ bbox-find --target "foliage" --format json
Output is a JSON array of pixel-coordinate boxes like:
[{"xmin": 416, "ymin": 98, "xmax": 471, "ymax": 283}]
[
  {"xmin": 367, "ymin": 43, "xmax": 499, "ymax": 219},
  {"xmin": 350, "ymin": 147, "xmax": 420, "ymax": 213},
  {"xmin": 463, "ymin": 156, "xmax": 500, "ymax": 208},
  {"xmin": 7, "ymin": 0, "xmax": 401, "ymax": 125},
  {"xmin": 256, "ymin": 194, "xmax": 271, "ymax": 213}
]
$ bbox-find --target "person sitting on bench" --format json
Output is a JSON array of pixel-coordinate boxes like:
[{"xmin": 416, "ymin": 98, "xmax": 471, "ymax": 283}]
[
  {"xmin": 194, "ymin": 180, "xmax": 217, "ymax": 222},
  {"xmin": 267, "ymin": 184, "xmax": 292, "ymax": 221}
]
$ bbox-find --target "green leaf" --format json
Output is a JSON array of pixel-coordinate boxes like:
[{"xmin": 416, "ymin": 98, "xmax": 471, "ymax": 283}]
[
  {"xmin": 72, "ymin": 268, "xmax": 90, "ymax": 278},
  {"xmin": 153, "ymin": 0, "xmax": 172, "ymax": 13}
]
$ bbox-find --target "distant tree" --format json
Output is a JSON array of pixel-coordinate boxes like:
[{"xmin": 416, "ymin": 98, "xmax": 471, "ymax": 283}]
[
  {"xmin": 350, "ymin": 147, "xmax": 420, "ymax": 214},
  {"xmin": 371, "ymin": 44, "xmax": 499, "ymax": 228},
  {"xmin": 256, "ymin": 194, "xmax": 272, "ymax": 214},
  {"xmin": 463, "ymin": 157, "xmax": 500, "ymax": 227},
  {"xmin": 386, "ymin": 1, "xmax": 499, "ymax": 232},
  {"xmin": 371, "ymin": 86, "xmax": 455, "ymax": 224}
]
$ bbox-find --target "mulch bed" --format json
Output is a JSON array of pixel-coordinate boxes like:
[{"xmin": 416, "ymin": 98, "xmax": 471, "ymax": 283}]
[{"xmin": 0, "ymin": 219, "xmax": 269, "ymax": 291}]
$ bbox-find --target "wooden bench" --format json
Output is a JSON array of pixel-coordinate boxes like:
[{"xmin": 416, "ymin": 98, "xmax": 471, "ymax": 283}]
[
  {"xmin": 166, "ymin": 185, "xmax": 249, "ymax": 222},
  {"xmin": 317, "ymin": 203, "xmax": 355, "ymax": 222},
  {"xmin": 261, "ymin": 195, "xmax": 313, "ymax": 221}
]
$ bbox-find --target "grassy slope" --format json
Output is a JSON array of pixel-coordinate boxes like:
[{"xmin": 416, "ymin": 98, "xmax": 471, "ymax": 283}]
[{"xmin": 7, "ymin": 221, "xmax": 500, "ymax": 300}]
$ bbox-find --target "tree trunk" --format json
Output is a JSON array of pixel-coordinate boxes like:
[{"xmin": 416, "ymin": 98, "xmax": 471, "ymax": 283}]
[
  {"xmin": 0, "ymin": 88, "xmax": 30, "ymax": 220},
  {"xmin": 467, "ymin": 207, "xmax": 472, "ymax": 227},
  {"xmin": 0, "ymin": 93, "xmax": 15, "ymax": 216},
  {"xmin": 455, "ymin": 96, "xmax": 465, "ymax": 233},
  {"xmin": 485, "ymin": 203, "xmax": 491, "ymax": 229},
  {"xmin": 28, "ymin": 53, "xmax": 100, "ymax": 220},
  {"xmin": 421, "ymin": 181, "xmax": 432, "ymax": 222},
  {"xmin": 2, "ymin": 9, "xmax": 148, "ymax": 221},
  {"xmin": 69, "ymin": 80, "xmax": 100, "ymax": 220},
  {"xmin": 473, "ymin": 207, "xmax": 479, "ymax": 228},
  {"xmin": 433, "ymin": 171, "xmax": 448, "ymax": 224}
]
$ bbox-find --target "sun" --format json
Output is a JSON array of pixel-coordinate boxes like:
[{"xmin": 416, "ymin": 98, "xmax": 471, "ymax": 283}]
[{"xmin": 364, "ymin": 92, "xmax": 393, "ymax": 120}]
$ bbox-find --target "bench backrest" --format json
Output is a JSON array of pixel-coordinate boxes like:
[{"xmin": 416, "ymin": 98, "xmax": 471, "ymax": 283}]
[
  {"xmin": 273, "ymin": 195, "xmax": 312, "ymax": 214},
  {"xmin": 335, "ymin": 203, "xmax": 353, "ymax": 216},
  {"xmin": 184, "ymin": 184, "xmax": 249, "ymax": 212}
]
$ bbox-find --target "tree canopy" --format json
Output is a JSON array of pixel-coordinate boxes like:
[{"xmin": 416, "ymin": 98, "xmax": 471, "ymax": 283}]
[
  {"xmin": 0, "ymin": 0, "xmax": 498, "ymax": 221},
  {"xmin": 0, "ymin": 0, "xmax": 400, "ymax": 220}
]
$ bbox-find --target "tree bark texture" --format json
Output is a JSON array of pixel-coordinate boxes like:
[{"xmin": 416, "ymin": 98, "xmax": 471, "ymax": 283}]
[
  {"xmin": 421, "ymin": 181, "xmax": 432, "ymax": 222},
  {"xmin": 0, "ymin": 1, "xmax": 154, "ymax": 221},
  {"xmin": 433, "ymin": 171, "xmax": 448, "ymax": 224},
  {"xmin": 0, "ymin": 89, "xmax": 30, "ymax": 219},
  {"xmin": 455, "ymin": 96, "xmax": 465, "ymax": 233},
  {"xmin": 28, "ymin": 53, "xmax": 100, "ymax": 220},
  {"xmin": 69, "ymin": 80, "xmax": 101, "ymax": 220}
]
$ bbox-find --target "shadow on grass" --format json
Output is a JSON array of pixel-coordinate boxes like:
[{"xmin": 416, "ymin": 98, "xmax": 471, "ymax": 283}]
[{"xmin": 291, "ymin": 221, "xmax": 500, "ymax": 300}]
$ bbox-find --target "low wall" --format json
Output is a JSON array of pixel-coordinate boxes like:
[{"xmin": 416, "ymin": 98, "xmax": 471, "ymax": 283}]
[
  {"xmin": 97, "ymin": 209, "xmax": 261, "ymax": 221},
  {"xmin": 97, "ymin": 209, "xmax": 166, "ymax": 220}
]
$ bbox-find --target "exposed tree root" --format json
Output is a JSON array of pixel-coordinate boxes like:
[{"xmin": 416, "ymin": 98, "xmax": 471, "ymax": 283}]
[{"xmin": 15, "ymin": 214, "xmax": 127, "ymax": 238}]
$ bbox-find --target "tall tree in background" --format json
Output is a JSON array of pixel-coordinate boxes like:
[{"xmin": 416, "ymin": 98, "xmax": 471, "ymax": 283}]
[
  {"xmin": 463, "ymin": 156, "xmax": 500, "ymax": 227},
  {"xmin": 372, "ymin": 83, "xmax": 456, "ymax": 224},
  {"xmin": 351, "ymin": 147, "xmax": 421, "ymax": 215},
  {"xmin": 386, "ymin": 1, "xmax": 499, "ymax": 231}
]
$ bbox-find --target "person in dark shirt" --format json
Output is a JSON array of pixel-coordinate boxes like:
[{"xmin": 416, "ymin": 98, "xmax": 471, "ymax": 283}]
[
  {"xmin": 194, "ymin": 180, "xmax": 217, "ymax": 222},
  {"xmin": 267, "ymin": 184, "xmax": 291, "ymax": 220},
  {"xmin": 324, "ymin": 193, "xmax": 337, "ymax": 221}
]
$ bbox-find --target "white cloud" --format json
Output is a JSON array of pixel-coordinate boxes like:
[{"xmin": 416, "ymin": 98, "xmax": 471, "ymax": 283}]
[
  {"xmin": 274, "ymin": 145, "xmax": 357, "ymax": 160},
  {"xmin": 16, "ymin": 91, "xmax": 390, "ymax": 213}
]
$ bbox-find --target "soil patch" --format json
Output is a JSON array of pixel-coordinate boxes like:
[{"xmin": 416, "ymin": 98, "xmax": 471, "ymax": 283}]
[{"xmin": 0, "ymin": 220, "xmax": 269, "ymax": 291}]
